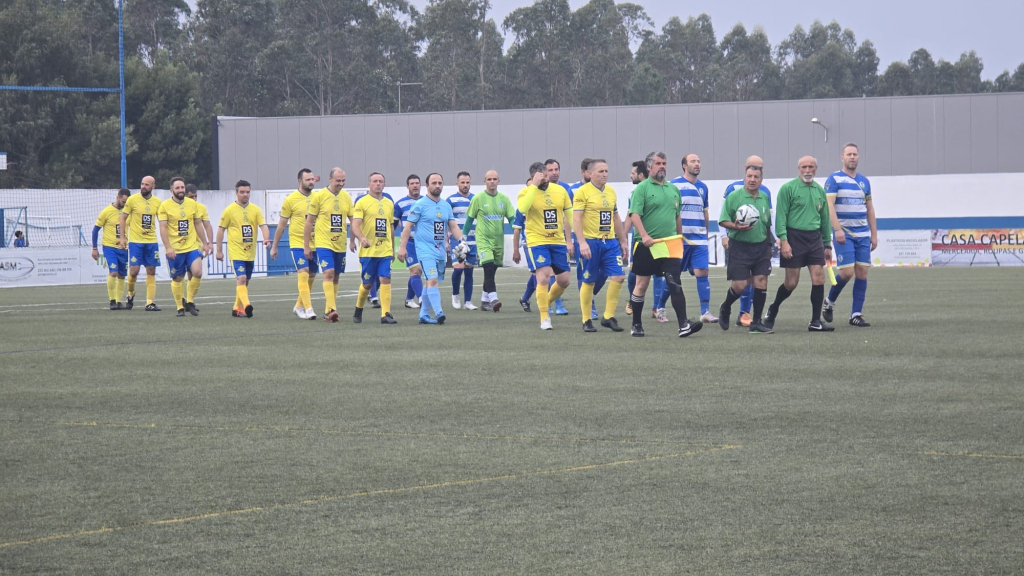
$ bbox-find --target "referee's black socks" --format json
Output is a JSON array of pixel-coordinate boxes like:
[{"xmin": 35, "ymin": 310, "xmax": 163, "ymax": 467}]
[
  {"xmin": 753, "ymin": 288, "xmax": 768, "ymax": 322},
  {"xmin": 810, "ymin": 284, "xmax": 825, "ymax": 323},
  {"xmin": 723, "ymin": 287, "xmax": 741, "ymax": 308},
  {"xmin": 772, "ymin": 284, "xmax": 792, "ymax": 308},
  {"xmin": 630, "ymin": 293, "xmax": 645, "ymax": 326}
]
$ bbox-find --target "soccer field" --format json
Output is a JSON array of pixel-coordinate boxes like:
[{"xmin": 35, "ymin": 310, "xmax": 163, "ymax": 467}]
[{"xmin": 1, "ymin": 267, "xmax": 1021, "ymax": 575}]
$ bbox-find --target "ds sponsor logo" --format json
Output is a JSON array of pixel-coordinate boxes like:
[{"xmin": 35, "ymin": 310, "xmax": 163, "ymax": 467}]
[{"xmin": 0, "ymin": 257, "xmax": 36, "ymax": 281}]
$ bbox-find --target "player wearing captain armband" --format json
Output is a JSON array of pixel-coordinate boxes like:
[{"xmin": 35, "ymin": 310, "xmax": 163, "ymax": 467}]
[
  {"xmin": 717, "ymin": 164, "xmax": 774, "ymax": 334},
  {"xmin": 517, "ymin": 162, "xmax": 574, "ymax": 331},
  {"xmin": 304, "ymin": 169, "xmax": 354, "ymax": 323},
  {"xmin": 158, "ymin": 177, "xmax": 211, "ymax": 317},
  {"xmin": 823, "ymin": 143, "xmax": 877, "ymax": 327},
  {"xmin": 119, "ymin": 175, "xmax": 163, "ymax": 311},
  {"xmin": 216, "ymin": 180, "xmax": 269, "ymax": 318},
  {"xmin": 462, "ymin": 170, "xmax": 515, "ymax": 312},
  {"xmin": 352, "ymin": 172, "xmax": 398, "ymax": 325},
  {"xmin": 92, "ymin": 188, "xmax": 131, "ymax": 310},
  {"xmin": 398, "ymin": 173, "xmax": 467, "ymax": 325}
]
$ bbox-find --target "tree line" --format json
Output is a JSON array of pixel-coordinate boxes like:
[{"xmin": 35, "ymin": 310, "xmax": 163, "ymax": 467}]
[{"xmin": 1, "ymin": 0, "xmax": 1021, "ymax": 189}]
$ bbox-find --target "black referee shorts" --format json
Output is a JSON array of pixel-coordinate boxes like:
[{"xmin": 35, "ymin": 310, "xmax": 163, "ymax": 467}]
[
  {"xmin": 780, "ymin": 228, "xmax": 826, "ymax": 268},
  {"xmin": 726, "ymin": 239, "xmax": 772, "ymax": 281}
]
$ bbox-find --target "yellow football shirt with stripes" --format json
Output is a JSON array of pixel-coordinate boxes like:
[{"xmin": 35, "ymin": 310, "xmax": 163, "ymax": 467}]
[
  {"xmin": 281, "ymin": 190, "xmax": 316, "ymax": 249},
  {"xmin": 219, "ymin": 202, "xmax": 266, "ymax": 261},
  {"xmin": 572, "ymin": 182, "xmax": 619, "ymax": 240},
  {"xmin": 122, "ymin": 193, "xmax": 162, "ymax": 243},
  {"xmin": 308, "ymin": 188, "xmax": 354, "ymax": 252},
  {"xmin": 353, "ymin": 194, "xmax": 395, "ymax": 258},
  {"xmin": 157, "ymin": 197, "xmax": 202, "ymax": 253}
]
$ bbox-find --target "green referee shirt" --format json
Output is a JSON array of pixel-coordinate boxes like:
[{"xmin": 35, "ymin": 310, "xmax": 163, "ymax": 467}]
[
  {"xmin": 627, "ymin": 177, "xmax": 680, "ymax": 240},
  {"xmin": 775, "ymin": 178, "xmax": 831, "ymax": 245},
  {"xmin": 719, "ymin": 187, "xmax": 772, "ymax": 244}
]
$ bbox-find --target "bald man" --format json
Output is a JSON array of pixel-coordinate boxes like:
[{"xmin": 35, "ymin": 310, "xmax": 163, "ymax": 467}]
[
  {"xmin": 763, "ymin": 156, "xmax": 833, "ymax": 332},
  {"xmin": 461, "ymin": 170, "xmax": 516, "ymax": 311},
  {"xmin": 119, "ymin": 175, "xmax": 164, "ymax": 310},
  {"xmin": 723, "ymin": 156, "xmax": 773, "ymax": 327}
]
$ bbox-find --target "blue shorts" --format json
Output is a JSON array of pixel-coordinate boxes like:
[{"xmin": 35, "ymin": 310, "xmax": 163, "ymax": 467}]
[
  {"xmin": 360, "ymin": 256, "xmax": 392, "ymax": 283},
  {"xmin": 291, "ymin": 248, "xmax": 319, "ymax": 273},
  {"xmin": 167, "ymin": 249, "xmax": 201, "ymax": 278},
  {"xmin": 523, "ymin": 244, "xmax": 537, "ymax": 272},
  {"xmin": 834, "ymin": 235, "xmax": 872, "ymax": 268},
  {"xmin": 419, "ymin": 254, "xmax": 446, "ymax": 282},
  {"xmin": 315, "ymin": 247, "xmax": 347, "ymax": 273},
  {"xmin": 102, "ymin": 246, "xmax": 128, "ymax": 276},
  {"xmin": 232, "ymin": 260, "xmax": 255, "ymax": 279},
  {"xmin": 580, "ymin": 238, "xmax": 622, "ymax": 283},
  {"xmin": 450, "ymin": 238, "xmax": 479, "ymax": 266},
  {"xmin": 681, "ymin": 244, "xmax": 709, "ymax": 275},
  {"xmin": 404, "ymin": 241, "xmax": 420, "ymax": 268},
  {"xmin": 528, "ymin": 244, "xmax": 569, "ymax": 274},
  {"xmin": 128, "ymin": 242, "xmax": 160, "ymax": 268}
]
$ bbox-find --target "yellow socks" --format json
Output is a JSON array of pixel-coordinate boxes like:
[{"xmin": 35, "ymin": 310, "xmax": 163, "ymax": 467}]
[
  {"xmin": 548, "ymin": 281, "xmax": 567, "ymax": 302},
  {"xmin": 356, "ymin": 285, "xmax": 369, "ymax": 309},
  {"xmin": 127, "ymin": 276, "xmax": 137, "ymax": 297},
  {"xmin": 171, "ymin": 280, "xmax": 184, "ymax": 310},
  {"xmin": 297, "ymin": 271, "xmax": 312, "ymax": 310},
  {"xmin": 579, "ymin": 282, "xmax": 595, "ymax": 323},
  {"xmin": 186, "ymin": 277, "xmax": 201, "ymax": 303},
  {"xmin": 379, "ymin": 283, "xmax": 392, "ymax": 316},
  {"xmin": 537, "ymin": 283, "xmax": 550, "ymax": 322},
  {"xmin": 106, "ymin": 276, "xmax": 118, "ymax": 301},
  {"xmin": 236, "ymin": 284, "xmax": 250, "ymax": 308},
  {"xmin": 604, "ymin": 279, "xmax": 623, "ymax": 320},
  {"xmin": 116, "ymin": 277, "xmax": 126, "ymax": 301},
  {"xmin": 324, "ymin": 279, "xmax": 337, "ymax": 312},
  {"xmin": 145, "ymin": 275, "xmax": 156, "ymax": 304}
]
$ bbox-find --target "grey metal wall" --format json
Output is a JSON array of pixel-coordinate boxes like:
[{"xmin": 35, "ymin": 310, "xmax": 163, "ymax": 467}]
[{"xmin": 216, "ymin": 93, "xmax": 1024, "ymax": 190}]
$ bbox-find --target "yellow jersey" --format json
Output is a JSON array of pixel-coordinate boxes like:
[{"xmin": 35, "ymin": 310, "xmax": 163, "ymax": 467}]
[
  {"xmin": 353, "ymin": 194, "xmax": 395, "ymax": 258},
  {"xmin": 280, "ymin": 189, "xmax": 316, "ymax": 249},
  {"xmin": 308, "ymin": 187, "xmax": 354, "ymax": 252},
  {"xmin": 95, "ymin": 204, "xmax": 123, "ymax": 248},
  {"xmin": 121, "ymin": 192, "xmax": 162, "ymax": 243},
  {"xmin": 195, "ymin": 201, "xmax": 211, "ymax": 224},
  {"xmin": 517, "ymin": 183, "xmax": 572, "ymax": 246},
  {"xmin": 219, "ymin": 202, "xmax": 266, "ymax": 261},
  {"xmin": 572, "ymin": 182, "xmax": 619, "ymax": 240},
  {"xmin": 157, "ymin": 197, "xmax": 202, "ymax": 253}
]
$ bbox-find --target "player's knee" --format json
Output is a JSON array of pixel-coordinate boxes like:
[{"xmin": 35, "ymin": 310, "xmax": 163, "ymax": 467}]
[{"xmin": 854, "ymin": 266, "xmax": 869, "ymax": 280}]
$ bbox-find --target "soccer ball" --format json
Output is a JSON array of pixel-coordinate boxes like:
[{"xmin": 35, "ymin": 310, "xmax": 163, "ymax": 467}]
[{"xmin": 735, "ymin": 204, "xmax": 760, "ymax": 227}]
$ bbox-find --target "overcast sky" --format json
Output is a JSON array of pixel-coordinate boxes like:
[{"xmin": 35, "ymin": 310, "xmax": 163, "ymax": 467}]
[{"xmin": 404, "ymin": 0, "xmax": 1022, "ymax": 79}]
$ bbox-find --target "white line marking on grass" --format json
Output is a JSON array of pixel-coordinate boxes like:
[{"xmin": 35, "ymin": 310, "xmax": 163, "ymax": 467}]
[
  {"xmin": 922, "ymin": 451, "xmax": 1024, "ymax": 460},
  {"xmin": 0, "ymin": 445, "xmax": 740, "ymax": 548}
]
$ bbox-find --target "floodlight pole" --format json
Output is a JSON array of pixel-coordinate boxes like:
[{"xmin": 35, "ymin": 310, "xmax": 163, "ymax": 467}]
[
  {"xmin": 396, "ymin": 81, "xmax": 422, "ymax": 113},
  {"xmin": 118, "ymin": 0, "xmax": 127, "ymax": 188},
  {"xmin": 811, "ymin": 117, "xmax": 828, "ymax": 143}
]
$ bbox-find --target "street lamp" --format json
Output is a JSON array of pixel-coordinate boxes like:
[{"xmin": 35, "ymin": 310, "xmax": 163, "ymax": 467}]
[
  {"xmin": 811, "ymin": 117, "xmax": 828, "ymax": 143},
  {"xmin": 396, "ymin": 81, "xmax": 422, "ymax": 113}
]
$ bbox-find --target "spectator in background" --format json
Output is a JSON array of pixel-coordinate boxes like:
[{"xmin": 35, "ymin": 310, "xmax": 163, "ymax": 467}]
[{"xmin": 13, "ymin": 230, "xmax": 27, "ymax": 247}]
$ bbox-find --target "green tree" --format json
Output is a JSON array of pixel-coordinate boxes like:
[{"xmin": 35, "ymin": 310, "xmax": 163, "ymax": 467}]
[
  {"xmin": 876, "ymin": 61, "xmax": 913, "ymax": 96},
  {"xmin": 718, "ymin": 24, "xmax": 782, "ymax": 101},
  {"xmin": 124, "ymin": 0, "xmax": 191, "ymax": 61},
  {"xmin": 776, "ymin": 20, "xmax": 877, "ymax": 98},
  {"xmin": 634, "ymin": 14, "xmax": 721, "ymax": 103},
  {"xmin": 420, "ymin": 0, "xmax": 503, "ymax": 111},
  {"xmin": 994, "ymin": 63, "xmax": 1024, "ymax": 92},
  {"xmin": 502, "ymin": 0, "xmax": 575, "ymax": 108}
]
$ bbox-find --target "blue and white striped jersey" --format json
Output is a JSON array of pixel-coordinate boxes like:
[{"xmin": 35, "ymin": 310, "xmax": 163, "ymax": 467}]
[
  {"xmin": 670, "ymin": 176, "xmax": 709, "ymax": 246},
  {"xmin": 446, "ymin": 192, "xmax": 475, "ymax": 246},
  {"xmin": 823, "ymin": 171, "xmax": 872, "ymax": 238}
]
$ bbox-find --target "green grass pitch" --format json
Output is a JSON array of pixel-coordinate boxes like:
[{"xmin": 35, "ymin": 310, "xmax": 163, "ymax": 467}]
[{"xmin": 1, "ymin": 267, "xmax": 1021, "ymax": 574}]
